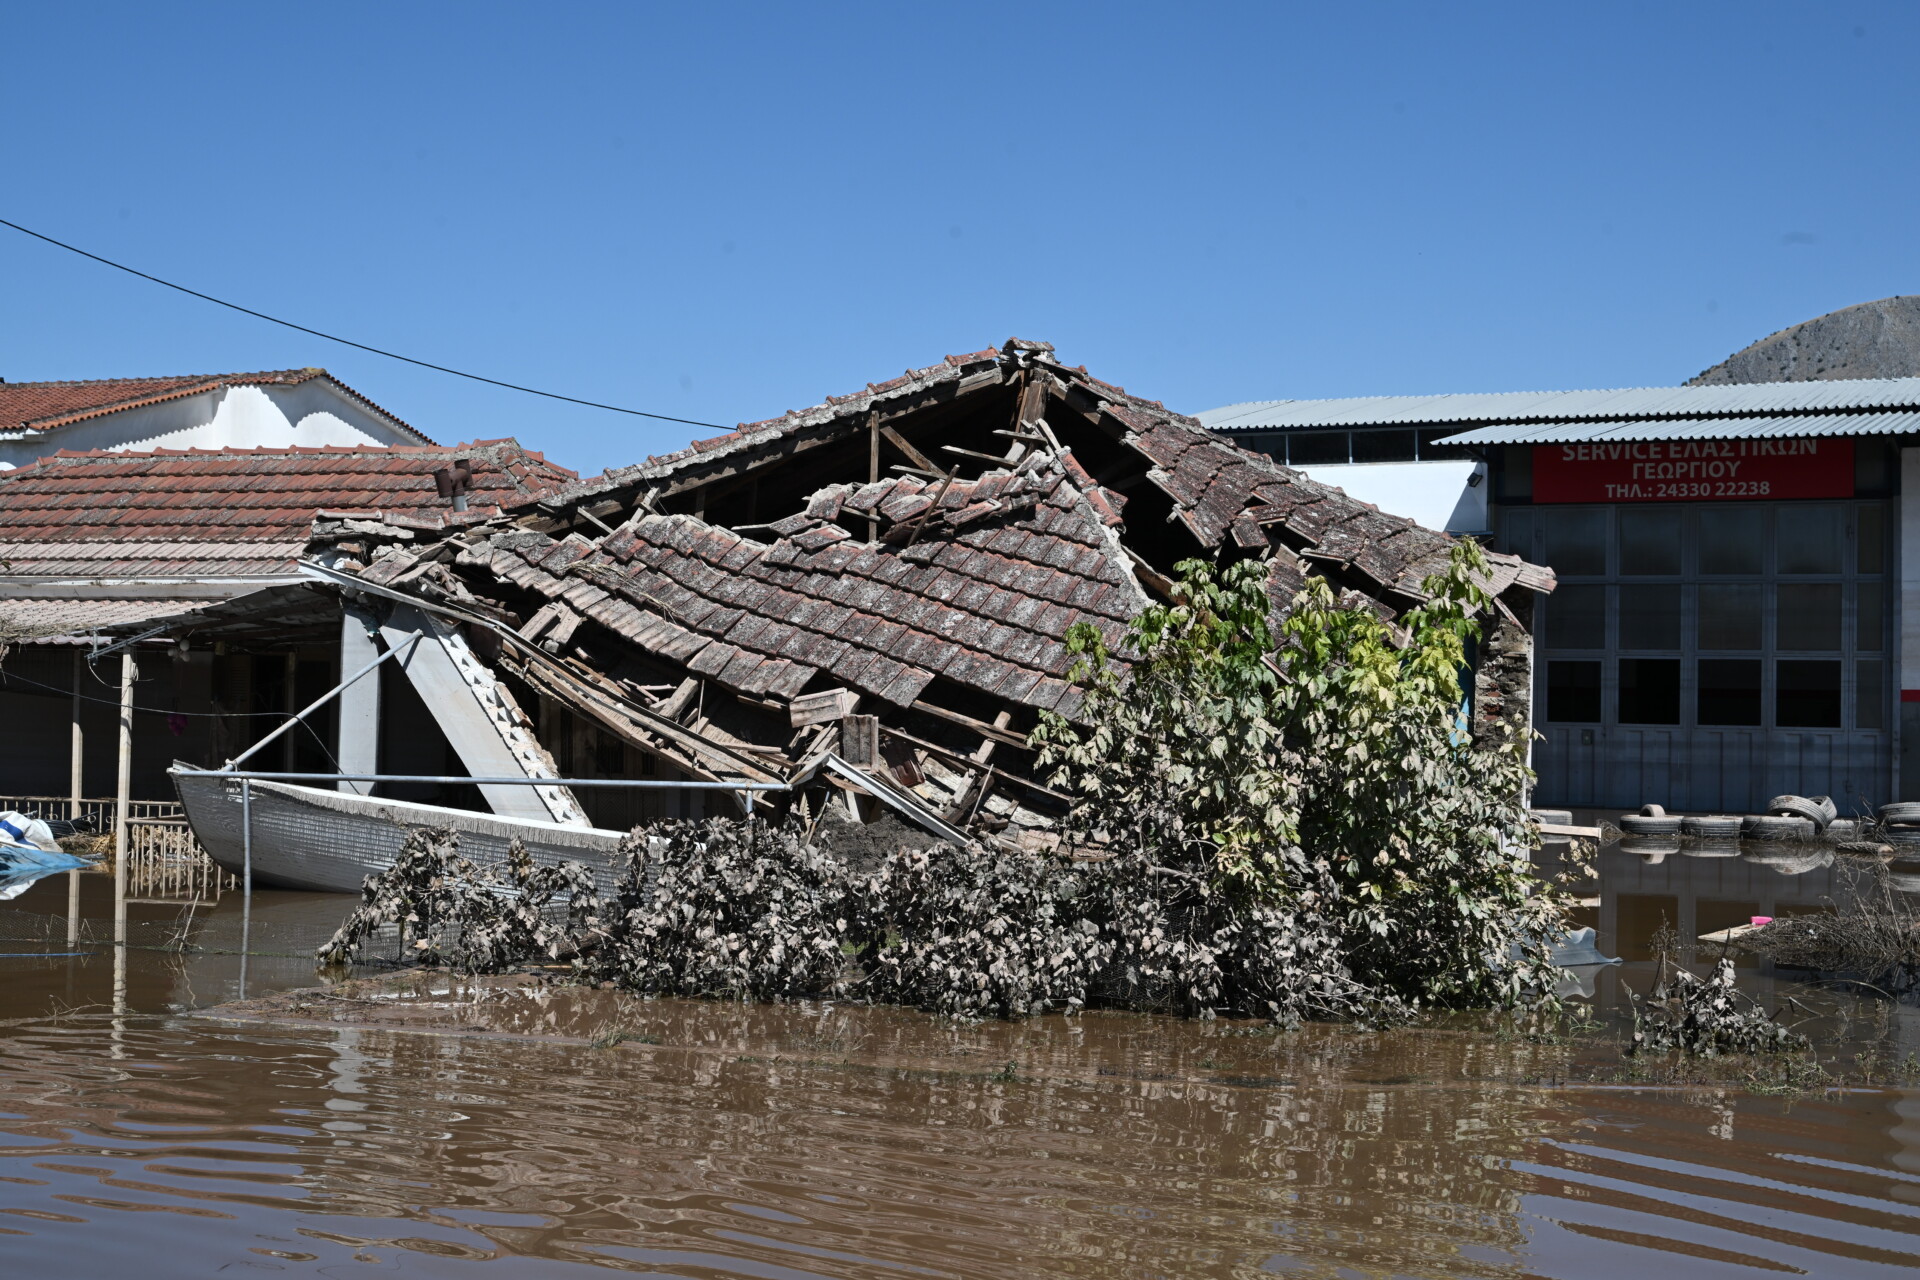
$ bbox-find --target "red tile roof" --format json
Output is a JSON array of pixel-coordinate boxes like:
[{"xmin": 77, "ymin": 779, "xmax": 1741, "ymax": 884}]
[
  {"xmin": 0, "ymin": 369, "xmax": 430, "ymax": 442},
  {"xmin": 0, "ymin": 441, "xmax": 577, "ymax": 578},
  {"xmin": 420, "ymin": 453, "xmax": 1146, "ymax": 717}
]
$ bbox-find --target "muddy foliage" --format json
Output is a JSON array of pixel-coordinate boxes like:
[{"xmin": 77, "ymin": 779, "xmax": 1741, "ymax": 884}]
[
  {"xmin": 1626, "ymin": 956, "xmax": 1809, "ymax": 1058},
  {"xmin": 1742, "ymin": 866, "xmax": 1920, "ymax": 994},
  {"xmin": 581, "ymin": 818, "xmax": 852, "ymax": 1000},
  {"xmin": 318, "ymin": 828, "xmax": 600, "ymax": 973},
  {"xmin": 855, "ymin": 841, "xmax": 1108, "ymax": 1019}
]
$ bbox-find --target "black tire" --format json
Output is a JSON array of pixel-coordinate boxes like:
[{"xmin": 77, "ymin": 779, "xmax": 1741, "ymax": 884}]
[
  {"xmin": 1880, "ymin": 802, "xmax": 1920, "ymax": 825},
  {"xmin": 1824, "ymin": 818, "xmax": 1860, "ymax": 842},
  {"xmin": 1530, "ymin": 809, "xmax": 1574, "ymax": 826},
  {"xmin": 1681, "ymin": 815, "xmax": 1742, "ymax": 838},
  {"xmin": 1743, "ymin": 814, "xmax": 1814, "ymax": 841},
  {"xmin": 1638, "ymin": 804, "xmax": 1666, "ymax": 818},
  {"xmin": 1883, "ymin": 824, "xmax": 1920, "ymax": 845},
  {"xmin": 1619, "ymin": 814, "xmax": 1681, "ymax": 836},
  {"xmin": 1767, "ymin": 795, "xmax": 1830, "ymax": 828},
  {"xmin": 1807, "ymin": 795, "xmax": 1839, "ymax": 824}
]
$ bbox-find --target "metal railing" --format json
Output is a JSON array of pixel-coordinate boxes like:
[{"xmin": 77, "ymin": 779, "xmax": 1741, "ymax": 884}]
[
  {"xmin": 123, "ymin": 820, "xmax": 235, "ymax": 905},
  {"xmin": 0, "ymin": 794, "xmax": 185, "ymax": 828}
]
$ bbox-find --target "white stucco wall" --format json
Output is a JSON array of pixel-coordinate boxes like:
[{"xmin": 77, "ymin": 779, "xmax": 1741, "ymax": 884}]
[
  {"xmin": 0, "ymin": 380, "xmax": 422, "ymax": 469},
  {"xmin": 1292, "ymin": 459, "xmax": 1489, "ymax": 534}
]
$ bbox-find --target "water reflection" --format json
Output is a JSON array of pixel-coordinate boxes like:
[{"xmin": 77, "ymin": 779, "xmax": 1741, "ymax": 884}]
[{"xmin": 0, "ymin": 859, "xmax": 1914, "ymax": 1276}]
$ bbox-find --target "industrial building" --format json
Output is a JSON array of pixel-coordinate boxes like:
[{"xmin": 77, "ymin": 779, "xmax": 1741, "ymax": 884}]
[{"xmin": 1204, "ymin": 379, "xmax": 1920, "ymax": 815}]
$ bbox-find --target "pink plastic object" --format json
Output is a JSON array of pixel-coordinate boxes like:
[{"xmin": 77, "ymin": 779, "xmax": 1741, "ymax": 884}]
[{"xmin": 1751, "ymin": 916, "xmax": 1774, "ymax": 926}]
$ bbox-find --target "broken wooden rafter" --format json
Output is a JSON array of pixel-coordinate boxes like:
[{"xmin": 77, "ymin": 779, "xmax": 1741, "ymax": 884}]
[
  {"xmin": 907, "ymin": 698, "xmax": 1029, "ymax": 749},
  {"xmin": 880, "ymin": 725, "xmax": 1069, "ymax": 803}
]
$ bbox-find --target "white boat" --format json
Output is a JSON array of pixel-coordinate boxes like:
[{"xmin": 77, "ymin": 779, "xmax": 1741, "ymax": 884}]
[{"xmin": 170, "ymin": 767, "xmax": 627, "ymax": 895}]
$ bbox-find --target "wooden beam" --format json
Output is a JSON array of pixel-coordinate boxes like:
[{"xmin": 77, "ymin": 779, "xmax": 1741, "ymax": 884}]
[
  {"xmin": 940, "ymin": 444, "xmax": 1021, "ymax": 467},
  {"xmin": 908, "ymin": 698, "xmax": 1029, "ymax": 748},
  {"xmin": 880, "ymin": 725, "xmax": 1068, "ymax": 802},
  {"xmin": 880, "ymin": 424, "xmax": 939, "ymax": 473}
]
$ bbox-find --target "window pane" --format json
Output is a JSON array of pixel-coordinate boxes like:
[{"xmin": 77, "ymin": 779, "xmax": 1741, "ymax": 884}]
[
  {"xmin": 1857, "ymin": 583, "xmax": 1884, "ymax": 652},
  {"xmin": 1619, "ymin": 658, "xmax": 1681, "ymax": 725},
  {"xmin": 1777, "ymin": 660, "xmax": 1842, "ymax": 728},
  {"xmin": 1350, "ymin": 429, "xmax": 1417, "ymax": 463},
  {"xmin": 1698, "ymin": 584, "xmax": 1762, "ymax": 649},
  {"xmin": 1858, "ymin": 660, "xmax": 1884, "ymax": 730},
  {"xmin": 1698, "ymin": 659, "xmax": 1762, "ymax": 726},
  {"xmin": 1618, "ymin": 507, "xmax": 1682, "ymax": 575},
  {"xmin": 1777, "ymin": 506, "xmax": 1843, "ymax": 573},
  {"xmin": 1545, "ymin": 584, "xmax": 1607, "ymax": 649},
  {"xmin": 1500, "ymin": 509, "xmax": 1535, "ymax": 561},
  {"xmin": 1544, "ymin": 509, "xmax": 1607, "ymax": 576},
  {"xmin": 1698, "ymin": 507, "xmax": 1763, "ymax": 574},
  {"xmin": 1618, "ymin": 584, "xmax": 1681, "ymax": 649},
  {"xmin": 1777, "ymin": 584, "xmax": 1842, "ymax": 650},
  {"xmin": 1547, "ymin": 660, "xmax": 1602, "ymax": 722},
  {"xmin": 1288, "ymin": 432, "xmax": 1349, "ymax": 465},
  {"xmin": 1858, "ymin": 505, "xmax": 1885, "ymax": 574}
]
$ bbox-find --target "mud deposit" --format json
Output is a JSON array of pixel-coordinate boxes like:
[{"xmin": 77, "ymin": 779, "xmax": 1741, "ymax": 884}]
[{"xmin": 2, "ymin": 860, "xmax": 1920, "ymax": 1276}]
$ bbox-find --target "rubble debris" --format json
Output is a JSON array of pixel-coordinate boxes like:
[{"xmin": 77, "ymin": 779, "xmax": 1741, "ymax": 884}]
[{"xmin": 295, "ymin": 339, "xmax": 1553, "ymax": 842}]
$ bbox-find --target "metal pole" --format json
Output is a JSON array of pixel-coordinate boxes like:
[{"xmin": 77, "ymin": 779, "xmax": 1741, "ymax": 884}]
[
  {"xmin": 228, "ymin": 633, "xmax": 419, "ymax": 769},
  {"xmin": 114, "ymin": 652, "xmax": 134, "ymax": 933},
  {"xmin": 240, "ymin": 778, "xmax": 251, "ymax": 1000},
  {"xmin": 174, "ymin": 769, "xmax": 787, "ymax": 790}
]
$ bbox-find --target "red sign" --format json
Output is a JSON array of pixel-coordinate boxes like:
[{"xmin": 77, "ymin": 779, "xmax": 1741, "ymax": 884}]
[{"xmin": 1532, "ymin": 438, "xmax": 1854, "ymax": 503}]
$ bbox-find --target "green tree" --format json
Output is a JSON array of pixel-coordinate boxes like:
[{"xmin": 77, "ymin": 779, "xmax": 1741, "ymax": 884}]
[{"xmin": 1031, "ymin": 541, "xmax": 1565, "ymax": 1012}]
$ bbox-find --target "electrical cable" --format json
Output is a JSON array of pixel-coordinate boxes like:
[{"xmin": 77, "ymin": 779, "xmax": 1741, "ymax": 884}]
[
  {"xmin": 0, "ymin": 216, "xmax": 727, "ymax": 429},
  {"xmin": 2, "ymin": 669, "xmax": 346, "ymax": 771}
]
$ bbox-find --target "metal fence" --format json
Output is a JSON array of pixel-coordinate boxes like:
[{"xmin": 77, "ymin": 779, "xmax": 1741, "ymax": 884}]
[
  {"xmin": 0, "ymin": 794, "xmax": 186, "ymax": 827},
  {"xmin": 123, "ymin": 821, "xmax": 234, "ymax": 904},
  {"xmin": 0, "ymin": 794, "xmax": 230, "ymax": 905}
]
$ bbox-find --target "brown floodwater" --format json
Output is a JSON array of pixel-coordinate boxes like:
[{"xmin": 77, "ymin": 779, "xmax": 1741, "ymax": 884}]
[{"xmin": 1, "ymin": 848, "xmax": 1919, "ymax": 1278}]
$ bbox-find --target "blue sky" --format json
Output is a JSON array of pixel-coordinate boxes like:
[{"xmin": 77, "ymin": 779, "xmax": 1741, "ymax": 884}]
[{"xmin": 4, "ymin": 3, "xmax": 1916, "ymax": 476}]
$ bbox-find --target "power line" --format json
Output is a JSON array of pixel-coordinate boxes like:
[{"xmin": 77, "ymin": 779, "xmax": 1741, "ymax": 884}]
[{"xmin": 0, "ymin": 216, "xmax": 727, "ymax": 430}]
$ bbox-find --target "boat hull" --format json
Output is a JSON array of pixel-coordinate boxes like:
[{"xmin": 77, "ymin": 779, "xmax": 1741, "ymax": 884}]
[{"xmin": 171, "ymin": 770, "xmax": 628, "ymax": 895}]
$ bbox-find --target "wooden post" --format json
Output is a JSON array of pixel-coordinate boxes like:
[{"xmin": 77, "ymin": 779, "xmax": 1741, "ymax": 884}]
[
  {"xmin": 68, "ymin": 651, "xmax": 84, "ymax": 945},
  {"xmin": 69, "ymin": 651, "xmax": 84, "ymax": 819},
  {"xmin": 866, "ymin": 410, "xmax": 880, "ymax": 542},
  {"xmin": 114, "ymin": 652, "xmax": 134, "ymax": 930}
]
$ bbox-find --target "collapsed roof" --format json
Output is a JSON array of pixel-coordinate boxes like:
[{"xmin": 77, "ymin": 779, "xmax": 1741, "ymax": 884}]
[{"xmin": 300, "ymin": 340, "xmax": 1552, "ymax": 837}]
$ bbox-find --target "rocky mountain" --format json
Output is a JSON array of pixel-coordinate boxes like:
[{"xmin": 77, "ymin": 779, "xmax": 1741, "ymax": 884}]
[{"xmin": 1689, "ymin": 295, "xmax": 1920, "ymax": 384}]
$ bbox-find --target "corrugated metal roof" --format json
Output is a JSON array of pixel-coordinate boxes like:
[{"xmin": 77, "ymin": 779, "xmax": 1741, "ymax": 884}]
[
  {"xmin": 1434, "ymin": 410, "xmax": 1920, "ymax": 446},
  {"xmin": 1197, "ymin": 376, "xmax": 1920, "ymax": 430}
]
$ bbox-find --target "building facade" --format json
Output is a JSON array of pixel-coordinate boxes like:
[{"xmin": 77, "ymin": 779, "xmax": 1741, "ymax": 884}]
[{"xmin": 1206, "ymin": 380, "xmax": 1920, "ymax": 814}]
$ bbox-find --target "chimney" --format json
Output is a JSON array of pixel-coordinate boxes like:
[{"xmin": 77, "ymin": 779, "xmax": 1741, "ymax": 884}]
[{"xmin": 433, "ymin": 458, "xmax": 475, "ymax": 512}]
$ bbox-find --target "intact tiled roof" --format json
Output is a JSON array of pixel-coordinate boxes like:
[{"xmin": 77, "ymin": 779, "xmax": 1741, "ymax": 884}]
[
  {"xmin": 0, "ymin": 597, "xmax": 224, "ymax": 644},
  {"xmin": 0, "ymin": 368, "xmax": 430, "ymax": 442},
  {"xmin": 0, "ymin": 441, "xmax": 577, "ymax": 579},
  {"xmin": 429, "ymin": 452, "xmax": 1148, "ymax": 716}
]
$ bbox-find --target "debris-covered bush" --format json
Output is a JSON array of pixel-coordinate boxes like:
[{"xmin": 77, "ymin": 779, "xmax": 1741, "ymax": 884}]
[
  {"xmin": 1741, "ymin": 868, "xmax": 1920, "ymax": 994},
  {"xmin": 1626, "ymin": 956, "xmax": 1808, "ymax": 1057},
  {"xmin": 856, "ymin": 840, "xmax": 1109, "ymax": 1018},
  {"xmin": 318, "ymin": 829, "xmax": 599, "ymax": 973},
  {"xmin": 583, "ymin": 817, "xmax": 853, "ymax": 1000},
  {"xmin": 1081, "ymin": 843, "xmax": 1385, "ymax": 1027},
  {"xmin": 1031, "ymin": 541, "xmax": 1568, "ymax": 1014}
]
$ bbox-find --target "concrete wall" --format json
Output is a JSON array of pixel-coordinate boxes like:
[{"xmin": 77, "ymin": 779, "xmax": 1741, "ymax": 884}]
[{"xmin": 0, "ymin": 380, "xmax": 420, "ymax": 470}]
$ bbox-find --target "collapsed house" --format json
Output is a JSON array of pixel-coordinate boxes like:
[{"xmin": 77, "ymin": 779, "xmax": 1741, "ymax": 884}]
[{"xmin": 177, "ymin": 338, "xmax": 1552, "ymax": 846}]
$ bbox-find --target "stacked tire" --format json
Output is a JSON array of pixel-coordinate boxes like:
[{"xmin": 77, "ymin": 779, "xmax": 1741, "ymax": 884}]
[
  {"xmin": 1879, "ymin": 802, "xmax": 1920, "ymax": 845},
  {"xmin": 1618, "ymin": 803, "xmax": 1679, "ymax": 837}
]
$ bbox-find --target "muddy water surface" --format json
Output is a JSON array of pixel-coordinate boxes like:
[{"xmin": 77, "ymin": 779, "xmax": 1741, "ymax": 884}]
[{"xmin": 1, "ymin": 858, "xmax": 1919, "ymax": 1277}]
